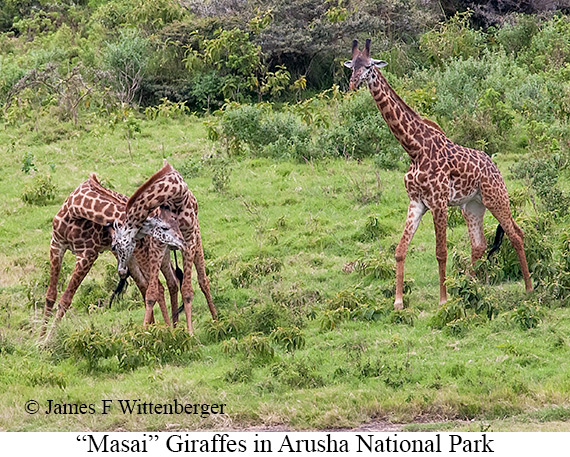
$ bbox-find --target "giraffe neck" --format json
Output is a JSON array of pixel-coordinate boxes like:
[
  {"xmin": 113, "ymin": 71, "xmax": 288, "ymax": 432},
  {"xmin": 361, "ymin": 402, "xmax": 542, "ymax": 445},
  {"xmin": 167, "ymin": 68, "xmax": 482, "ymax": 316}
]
[
  {"xmin": 368, "ymin": 68, "xmax": 429, "ymax": 158},
  {"xmin": 124, "ymin": 171, "xmax": 188, "ymax": 232}
]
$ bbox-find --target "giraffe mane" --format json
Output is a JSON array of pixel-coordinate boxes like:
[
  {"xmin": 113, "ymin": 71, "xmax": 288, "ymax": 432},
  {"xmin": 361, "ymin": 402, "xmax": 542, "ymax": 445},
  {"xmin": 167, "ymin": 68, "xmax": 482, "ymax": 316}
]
[
  {"xmin": 126, "ymin": 161, "xmax": 174, "ymax": 212},
  {"xmin": 87, "ymin": 173, "xmax": 128, "ymax": 206},
  {"xmin": 422, "ymin": 118, "xmax": 445, "ymax": 135}
]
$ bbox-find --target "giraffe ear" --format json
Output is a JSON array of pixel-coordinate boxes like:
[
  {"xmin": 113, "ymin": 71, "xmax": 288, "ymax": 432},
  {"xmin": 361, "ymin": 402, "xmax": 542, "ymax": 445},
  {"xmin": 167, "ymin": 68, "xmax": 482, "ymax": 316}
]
[
  {"xmin": 372, "ymin": 59, "xmax": 388, "ymax": 69},
  {"xmin": 343, "ymin": 60, "xmax": 353, "ymax": 69}
]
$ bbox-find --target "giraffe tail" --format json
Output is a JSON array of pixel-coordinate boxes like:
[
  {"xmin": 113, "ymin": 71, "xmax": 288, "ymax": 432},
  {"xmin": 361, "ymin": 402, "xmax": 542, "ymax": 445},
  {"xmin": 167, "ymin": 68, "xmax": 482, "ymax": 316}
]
[
  {"xmin": 173, "ymin": 250, "xmax": 185, "ymax": 319},
  {"xmin": 173, "ymin": 249, "xmax": 184, "ymax": 287},
  {"xmin": 109, "ymin": 274, "xmax": 129, "ymax": 308},
  {"xmin": 487, "ymin": 224, "xmax": 504, "ymax": 259}
]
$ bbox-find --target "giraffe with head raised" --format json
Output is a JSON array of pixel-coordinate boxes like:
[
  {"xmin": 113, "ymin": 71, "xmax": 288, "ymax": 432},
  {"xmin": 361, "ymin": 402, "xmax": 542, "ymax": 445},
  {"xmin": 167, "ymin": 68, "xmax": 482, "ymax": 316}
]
[
  {"xmin": 111, "ymin": 161, "xmax": 217, "ymax": 333},
  {"xmin": 41, "ymin": 174, "xmax": 185, "ymax": 339},
  {"xmin": 345, "ymin": 39, "xmax": 533, "ymax": 309}
]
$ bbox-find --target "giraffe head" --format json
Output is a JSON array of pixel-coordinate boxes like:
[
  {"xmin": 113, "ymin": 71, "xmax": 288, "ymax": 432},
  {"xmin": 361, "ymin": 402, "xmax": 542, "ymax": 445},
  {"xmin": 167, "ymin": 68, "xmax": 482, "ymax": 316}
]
[
  {"xmin": 145, "ymin": 207, "xmax": 186, "ymax": 251},
  {"xmin": 110, "ymin": 222, "xmax": 138, "ymax": 277},
  {"xmin": 110, "ymin": 213, "xmax": 186, "ymax": 277},
  {"xmin": 344, "ymin": 39, "xmax": 387, "ymax": 90}
]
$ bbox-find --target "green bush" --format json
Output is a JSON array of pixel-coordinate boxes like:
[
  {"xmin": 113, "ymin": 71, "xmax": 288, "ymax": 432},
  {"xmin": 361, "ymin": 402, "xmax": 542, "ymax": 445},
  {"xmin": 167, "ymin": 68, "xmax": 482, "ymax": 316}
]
[
  {"xmin": 420, "ymin": 11, "xmax": 486, "ymax": 66},
  {"xmin": 510, "ymin": 303, "xmax": 543, "ymax": 330},
  {"xmin": 270, "ymin": 358, "xmax": 325, "ymax": 389},
  {"xmin": 222, "ymin": 333, "xmax": 274, "ymax": 360},
  {"xmin": 271, "ymin": 326, "xmax": 305, "ymax": 352},
  {"xmin": 102, "ymin": 28, "xmax": 151, "ymax": 105},
  {"xmin": 60, "ymin": 324, "xmax": 202, "ymax": 371},
  {"xmin": 21, "ymin": 173, "xmax": 57, "ymax": 205}
]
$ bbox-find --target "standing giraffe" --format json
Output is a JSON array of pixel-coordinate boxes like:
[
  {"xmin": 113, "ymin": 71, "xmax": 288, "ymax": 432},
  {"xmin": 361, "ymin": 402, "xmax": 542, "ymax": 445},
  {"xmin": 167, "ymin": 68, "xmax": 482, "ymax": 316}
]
[
  {"xmin": 41, "ymin": 174, "xmax": 185, "ymax": 338},
  {"xmin": 344, "ymin": 39, "xmax": 532, "ymax": 309},
  {"xmin": 111, "ymin": 161, "xmax": 217, "ymax": 333}
]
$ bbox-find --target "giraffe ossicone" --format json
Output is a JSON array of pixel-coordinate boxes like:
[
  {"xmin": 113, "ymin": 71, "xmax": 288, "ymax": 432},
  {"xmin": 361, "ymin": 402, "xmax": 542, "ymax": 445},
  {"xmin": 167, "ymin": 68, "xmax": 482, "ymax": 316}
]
[{"xmin": 346, "ymin": 38, "xmax": 533, "ymax": 309}]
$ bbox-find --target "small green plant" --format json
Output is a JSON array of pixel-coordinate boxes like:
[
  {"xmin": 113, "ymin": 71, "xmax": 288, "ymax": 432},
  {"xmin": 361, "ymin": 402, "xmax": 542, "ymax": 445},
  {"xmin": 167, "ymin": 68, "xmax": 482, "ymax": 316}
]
[
  {"xmin": 390, "ymin": 308, "xmax": 416, "ymax": 326},
  {"xmin": 510, "ymin": 303, "xmax": 543, "ymax": 330},
  {"xmin": 431, "ymin": 298, "xmax": 465, "ymax": 329},
  {"xmin": 353, "ymin": 251, "xmax": 395, "ymax": 281},
  {"xmin": 21, "ymin": 151, "xmax": 37, "ymax": 174},
  {"xmin": 270, "ymin": 358, "xmax": 325, "ymax": 389},
  {"xmin": 0, "ymin": 333, "xmax": 15, "ymax": 355},
  {"xmin": 271, "ymin": 326, "xmax": 305, "ymax": 352},
  {"xmin": 231, "ymin": 257, "xmax": 282, "ymax": 288},
  {"xmin": 204, "ymin": 313, "xmax": 246, "ymax": 342},
  {"xmin": 144, "ymin": 98, "xmax": 189, "ymax": 120},
  {"xmin": 21, "ymin": 173, "xmax": 57, "ymax": 205},
  {"xmin": 224, "ymin": 363, "xmax": 253, "ymax": 383},
  {"xmin": 222, "ymin": 333, "xmax": 274, "ymax": 360},
  {"xmin": 319, "ymin": 306, "xmax": 351, "ymax": 331},
  {"xmin": 208, "ymin": 155, "xmax": 232, "ymax": 194}
]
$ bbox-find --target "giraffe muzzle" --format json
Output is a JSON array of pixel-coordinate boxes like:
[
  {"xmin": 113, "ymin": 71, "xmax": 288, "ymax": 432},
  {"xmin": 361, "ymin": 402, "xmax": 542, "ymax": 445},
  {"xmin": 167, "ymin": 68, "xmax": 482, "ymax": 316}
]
[{"xmin": 118, "ymin": 266, "xmax": 128, "ymax": 278}]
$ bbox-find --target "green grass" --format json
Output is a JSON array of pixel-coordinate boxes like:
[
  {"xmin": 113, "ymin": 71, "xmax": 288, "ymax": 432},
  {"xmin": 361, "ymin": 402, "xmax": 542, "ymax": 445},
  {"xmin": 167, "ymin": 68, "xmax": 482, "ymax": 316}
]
[{"xmin": 1, "ymin": 116, "xmax": 570, "ymax": 431}]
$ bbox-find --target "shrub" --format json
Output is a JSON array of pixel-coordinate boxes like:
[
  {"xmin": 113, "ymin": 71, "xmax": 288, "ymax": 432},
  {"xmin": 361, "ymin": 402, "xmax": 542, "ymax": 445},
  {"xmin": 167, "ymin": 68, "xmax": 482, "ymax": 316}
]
[
  {"xmin": 319, "ymin": 307, "xmax": 351, "ymax": 331},
  {"xmin": 431, "ymin": 298, "xmax": 465, "ymax": 329},
  {"xmin": 0, "ymin": 333, "xmax": 15, "ymax": 355},
  {"xmin": 224, "ymin": 363, "xmax": 253, "ymax": 383},
  {"xmin": 511, "ymin": 157, "xmax": 570, "ymax": 217},
  {"xmin": 496, "ymin": 14, "xmax": 540, "ymax": 56},
  {"xmin": 203, "ymin": 312, "xmax": 247, "ymax": 342},
  {"xmin": 61, "ymin": 324, "xmax": 202, "ymax": 371},
  {"xmin": 420, "ymin": 11, "xmax": 487, "ymax": 66},
  {"xmin": 271, "ymin": 326, "xmax": 305, "ymax": 351},
  {"xmin": 21, "ymin": 151, "xmax": 37, "ymax": 174},
  {"xmin": 222, "ymin": 333, "xmax": 274, "ymax": 360},
  {"xmin": 102, "ymin": 28, "xmax": 151, "ymax": 106},
  {"xmin": 21, "ymin": 173, "xmax": 57, "ymax": 205},
  {"xmin": 249, "ymin": 302, "xmax": 288, "ymax": 335},
  {"xmin": 76, "ymin": 280, "xmax": 108, "ymax": 310},
  {"xmin": 353, "ymin": 251, "xmax": 395, "ymax": 281},
  {"xmin": 270, "ymin": 358, "xmax": 324, "ymax": 389},
  {"xmin": 231, "ymin": 257, "xmax": 282, "ymax": 288},
  {"xmin": 510, "ymin": 303, "xmax": 543, "ymax": 330}
]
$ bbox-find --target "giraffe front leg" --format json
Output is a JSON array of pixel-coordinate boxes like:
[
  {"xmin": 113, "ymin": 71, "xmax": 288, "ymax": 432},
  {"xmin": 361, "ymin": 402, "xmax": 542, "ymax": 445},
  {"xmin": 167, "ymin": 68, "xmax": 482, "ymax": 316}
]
[
  {"xmin": 394, "ymin": 201, "xmax": 427, "ymax": 309},
  {"xmin": 41, "ymin": 244, "xmax": 65, "ymax": 337},
  {"xmin": 144, "ymin": 252, "xmax": 170, "ymax": 327},
  {"xmin": 432, "ymin": 206, "xmax": 448, "ymax": 306},
  {"xmin": 44, "ymin": 254, "xmax": 97, "ymax": 342}
]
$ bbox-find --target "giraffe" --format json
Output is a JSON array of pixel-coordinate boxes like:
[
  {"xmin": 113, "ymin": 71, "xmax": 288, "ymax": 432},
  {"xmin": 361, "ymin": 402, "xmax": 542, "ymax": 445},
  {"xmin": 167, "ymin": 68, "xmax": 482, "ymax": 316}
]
[
  {"xmin": 344, "ymin": 39, "xmax": 533, "ymax": 309},
  {"xmin": 41, "ymin": 174, "xmax": 185, "ymax": 339},
  {"xmin": 111, "ymin": 160, "xmax": 217, "ymax": 333}
]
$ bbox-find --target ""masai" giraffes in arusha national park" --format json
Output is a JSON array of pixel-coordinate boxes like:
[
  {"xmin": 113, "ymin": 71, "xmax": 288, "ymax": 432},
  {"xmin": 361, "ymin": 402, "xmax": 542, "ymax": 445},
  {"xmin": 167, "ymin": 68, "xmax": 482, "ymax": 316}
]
[
  {"xmin": 344, "ymin": 39, "xmax": 533, "ymax": 309},
  {"xmin": 110, "ymin": 161, "xmax": 217, "ymax": 334},
  {"xmin": 41, "ymin": 173, "xmax": 186, "ymax": 340}
]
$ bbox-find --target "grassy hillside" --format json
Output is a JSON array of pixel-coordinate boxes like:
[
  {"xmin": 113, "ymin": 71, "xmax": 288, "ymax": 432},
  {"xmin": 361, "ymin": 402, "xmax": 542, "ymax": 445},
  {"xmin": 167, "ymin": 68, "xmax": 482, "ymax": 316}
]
[
  {"xmin": 1, "ymin": 114, "xmax": 570, "ymax": 432},
  {"xmin": 3, "ymin": 0, "xmax": 570, "ymax": 433}
]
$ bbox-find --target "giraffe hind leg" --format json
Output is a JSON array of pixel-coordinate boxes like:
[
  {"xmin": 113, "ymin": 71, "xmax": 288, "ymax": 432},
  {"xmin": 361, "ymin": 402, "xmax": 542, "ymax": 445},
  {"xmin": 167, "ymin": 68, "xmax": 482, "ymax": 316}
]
[
  {"xmin": 485, "ymin": 203, "xmax": 533, "ymax": 293},
  {"xmin": 461, "ymin": 200, "xmax": 487, "ymax": 266},
  {"xmin": 194, "ymin": 238, "xmax": 217, "ymax": 320}
]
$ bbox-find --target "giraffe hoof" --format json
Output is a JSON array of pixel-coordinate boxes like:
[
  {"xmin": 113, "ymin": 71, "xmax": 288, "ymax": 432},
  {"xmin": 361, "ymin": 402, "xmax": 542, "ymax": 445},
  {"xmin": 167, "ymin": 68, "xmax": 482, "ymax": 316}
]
[{"xmin": 393, "ymin": 301, "xmax": 403, "ymax": 310}]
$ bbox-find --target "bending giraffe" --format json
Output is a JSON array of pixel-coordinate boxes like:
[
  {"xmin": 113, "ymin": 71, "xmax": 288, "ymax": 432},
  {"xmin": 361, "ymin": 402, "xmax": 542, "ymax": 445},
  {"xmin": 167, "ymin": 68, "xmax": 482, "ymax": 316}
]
[
  {"xmin": 41, "ymin": 174, "xmax": 185, "ymax": 339},
  {"xmin": 111, "ymin": 161, "xmax": 217, "ymax": 333},
  {"xmin": 344, "ymin": 39, "xmax": 532, "ymax": 309}
]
